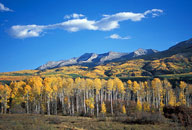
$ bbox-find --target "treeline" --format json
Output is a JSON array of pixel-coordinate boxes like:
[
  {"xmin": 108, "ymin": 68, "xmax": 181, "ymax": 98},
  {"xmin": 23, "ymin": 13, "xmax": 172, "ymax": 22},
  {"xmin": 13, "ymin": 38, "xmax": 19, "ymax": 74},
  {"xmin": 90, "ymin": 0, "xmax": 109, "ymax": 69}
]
[{"xmin": 0, "ymin": 77, "xmax": 191, "ymax": 116}]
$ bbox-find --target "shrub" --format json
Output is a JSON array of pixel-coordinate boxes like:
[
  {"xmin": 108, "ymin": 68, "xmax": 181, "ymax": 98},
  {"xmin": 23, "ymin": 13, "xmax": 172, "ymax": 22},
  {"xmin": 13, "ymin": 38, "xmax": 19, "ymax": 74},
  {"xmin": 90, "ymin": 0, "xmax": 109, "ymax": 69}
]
[
  {"xmin": 125, "ymin": 112, "xmax": 166, "ymax": 124},
  {"xmin": 163, "ymin": 105, "xmax": 192, "ymax": 126}
]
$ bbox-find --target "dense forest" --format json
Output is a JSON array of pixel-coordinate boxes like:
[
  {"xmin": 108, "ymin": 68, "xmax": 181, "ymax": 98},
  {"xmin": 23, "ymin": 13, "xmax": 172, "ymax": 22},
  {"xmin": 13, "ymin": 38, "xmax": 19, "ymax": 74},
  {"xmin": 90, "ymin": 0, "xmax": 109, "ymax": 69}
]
[{"xmin": 0, "ymin": 76, "xmax": 191, "ymax": 116}]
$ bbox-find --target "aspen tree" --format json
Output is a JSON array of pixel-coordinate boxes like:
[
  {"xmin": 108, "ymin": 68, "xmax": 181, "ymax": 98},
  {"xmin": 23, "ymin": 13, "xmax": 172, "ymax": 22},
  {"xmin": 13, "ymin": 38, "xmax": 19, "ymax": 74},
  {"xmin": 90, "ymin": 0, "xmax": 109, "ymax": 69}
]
[
  {"xmin": 101, "ymin": 102, "xmax": 107, "ymax": 116},
  {"xmin": 0, "ymin": 84, "xmax": 11, "ymax": 114},
  {"xmin": 23, "ymin": 84, "xmax": 31, "ymax": 113},
  {"xmin": 179, "ymin": 81, "xmax": 187, "ymax": 105},
  {"xmin": 122, "ymin": 105, "xmax": 126, "ymax": 114},
  {"xmin": 107, "ymin": 79, "xmax": 114, "ymax": 115},
  {"xmin": 94, "ymin": 78, "xmax": 101, "ymax": 117}
]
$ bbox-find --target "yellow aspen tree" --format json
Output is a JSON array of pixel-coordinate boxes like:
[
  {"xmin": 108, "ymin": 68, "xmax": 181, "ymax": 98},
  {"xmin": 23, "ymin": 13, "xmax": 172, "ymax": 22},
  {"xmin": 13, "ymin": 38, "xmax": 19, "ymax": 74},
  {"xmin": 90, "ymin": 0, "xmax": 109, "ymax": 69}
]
[
  {"xmin": 136, "ymin": 100, "xmax": 142, "ymax": 111},
  {"xmin": 101, "ymin": 79, "xmax": 106, "ymax": 105},
  {"xmin": 0, "ymin": 84, "xmax": 11, "ymax": 114},
  {"xmin": 151, "ymin": 78, "xmax": 162, "ymax": 109},
  {"xmin": 107, "ymin": 79, "xmax": 114, "ymax": 115},
  {"xmin": 179, "ymin": 81, "xmax": 187, "ymax": 105},
  {"xmin": 160, "ymin": 101, "xmax": 165, "ymax": 113},
  {"xmin": 122, "ymin": 105, "xmax": 126, "ymax": 114},
  {"xmin": 131, "ymin": 81, "xmax": 140, "ymax": 102},
  {"xmin": 15, "ymin": 81, "xmax": 26, "ymax": 104},
  {"xmin": 163, "ymin": 79, "xmax": 172, "ymax": 105},
  {"xmin": 74, "ymin": 77, "xmax": 81, "ymax": 113},
  {"xmin": 66, "ymin": 78, "xmax": 74, "ymax": 115},
  {"xmin": 127, "ymin": 80, "xmax": 132, "ymax": 102},
  {"xmin": 117, "ymin": 79, "xmax": 125, "ymax": 95},
  {"xmin": 144, "ymin": 81, "xmax": 150, "ymax": 103},
  {"xmin": 127, "ymin": 80, "xmax": 132, "ymax": 89},
  {"xmin": 43, "ymin": 77, "xmax": 53, "ymax": 115},
  {"xmin": 23, "ymin": 84, "xmax": 31, "ymax": 113},
  {"xmin": 143, "ymin": 102, "xmax": 150, "ymax": 112},
  {"xmin": 27, "ymin": 76, "xmax": 43, "ymax": 113},
  {"xmin": 185, "ymin": 84, "xmax": 192, "ymax": 107},
  {"xmin": 94, "ymin": 78, "xmax": 101, "ymax": 117},
  {"xmin": 85, "ymin": 97, "xmax": 94, "ymax": 115},
  {"xmin": 168, "ymin": 90, "xmax": 176, "ymax": 106},
  {"xmin": 101, "ymin": 102, "xmax": 107, "ymax": 115},
  {"xmin": 84, "ymin": 78, "xmax": 93, "ymax": 114},
  {"xmin": 132, "ymin": 81, "xmax": 140, "ymax": 94}
]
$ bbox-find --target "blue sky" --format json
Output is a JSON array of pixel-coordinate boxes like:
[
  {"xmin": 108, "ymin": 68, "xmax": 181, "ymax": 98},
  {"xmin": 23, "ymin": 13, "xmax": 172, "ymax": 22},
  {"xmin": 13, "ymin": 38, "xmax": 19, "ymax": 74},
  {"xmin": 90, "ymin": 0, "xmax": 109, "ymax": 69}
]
[{"xmin": 0, "ymin": 0, "xmax": 192, "ymax": 72}]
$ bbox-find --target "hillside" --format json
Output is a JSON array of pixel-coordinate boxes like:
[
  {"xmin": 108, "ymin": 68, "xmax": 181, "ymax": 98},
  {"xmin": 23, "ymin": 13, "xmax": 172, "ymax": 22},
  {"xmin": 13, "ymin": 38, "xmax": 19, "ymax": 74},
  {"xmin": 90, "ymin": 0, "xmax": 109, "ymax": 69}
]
[{"xmin": 0, "ymin": 38, "xmax": 192, "ymax": 81}]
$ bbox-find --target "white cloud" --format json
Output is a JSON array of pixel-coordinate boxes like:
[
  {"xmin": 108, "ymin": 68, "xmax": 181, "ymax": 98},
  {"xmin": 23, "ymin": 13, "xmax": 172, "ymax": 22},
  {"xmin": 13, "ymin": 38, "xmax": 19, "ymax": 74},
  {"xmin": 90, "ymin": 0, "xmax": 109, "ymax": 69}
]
[
  {"xmin": 9, "ymin": 9, "xmax": 163, "ymax": 39},
  {"xmin": 10, "ymin": 19, "xmax": 97, "ymax": 38},
  {"xmin": 10, "ymin": 25, "xmax": 46, "ymax": 38},
  {"xmin": 144, "ymin": 9, "xmax": 163, "ymax": 17},
  {"xmin": 64, "ymin": 13, "xmax": 85, "ymax": 19},
  {"xmin": 56, "ymin": 18, "xmax": 97, "ymax": 32},
  {"xmin": 0, "ymin": 3, "xmax": 13, "ymax": 12},
  {"xmin": 108, "ymin": 34, "xmax": 131, "ymax": 40}
]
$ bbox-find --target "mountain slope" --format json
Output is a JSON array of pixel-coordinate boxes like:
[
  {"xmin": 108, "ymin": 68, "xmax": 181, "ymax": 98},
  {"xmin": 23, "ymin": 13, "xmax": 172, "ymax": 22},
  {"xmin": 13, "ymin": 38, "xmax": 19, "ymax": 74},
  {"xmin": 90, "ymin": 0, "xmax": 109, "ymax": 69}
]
[
  {"xmin": 1, "ymin": 38, "xmax": 192, "ymax": 81},
  {"xmin": 140, "ymin": 38, "xmax": 192, "ymax": 60},
  {"xmin": 37, "ymin": 49, "xmax": 157, "ymax": 70}
]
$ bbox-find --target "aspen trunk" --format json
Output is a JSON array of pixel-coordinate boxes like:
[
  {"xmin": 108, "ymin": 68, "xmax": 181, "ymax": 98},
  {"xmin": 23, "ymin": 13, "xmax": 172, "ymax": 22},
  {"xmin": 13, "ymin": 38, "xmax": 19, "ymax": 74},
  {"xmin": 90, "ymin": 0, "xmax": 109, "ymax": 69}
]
[
  {"xmin": 96, "ymin": 94, "xmax": 99, "ymax": 117},
  {"xmin": 47, "ymin": 97, "xmax": 50, "ymax": 115},
  {"xmin": 26, "ymin": 94, "xmax": 29, "ymax": 114},
  {"xmin": 111, "ymin": 92, "xmax": 113, "ymax": 115}
]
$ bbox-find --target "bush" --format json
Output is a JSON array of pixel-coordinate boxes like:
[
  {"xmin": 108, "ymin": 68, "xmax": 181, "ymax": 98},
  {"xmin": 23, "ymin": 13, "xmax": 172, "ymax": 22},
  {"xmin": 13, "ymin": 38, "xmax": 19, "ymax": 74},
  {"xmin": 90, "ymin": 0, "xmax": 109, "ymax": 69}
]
[
  {"xmin": 112, "ymin": 112, "xmax": 166, "ymax": 125},
  {"xmin": 125, "ymin": 112, "xmax": 166, "ymax": 124},
  {"xmin": 163, "ymin": 105, "xmax": 192, "ymax": 126}
]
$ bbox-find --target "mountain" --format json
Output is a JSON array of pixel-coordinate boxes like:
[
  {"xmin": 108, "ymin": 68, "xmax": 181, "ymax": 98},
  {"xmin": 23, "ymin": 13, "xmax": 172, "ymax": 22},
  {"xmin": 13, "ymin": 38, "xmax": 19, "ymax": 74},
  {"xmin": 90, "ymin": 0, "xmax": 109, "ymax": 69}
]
[
  {"xmin": 1, "ymin": 38, "xmax": 192, "ymax": 81},
  {"xmin": 141, "ymin": 38, "xmax": 192, "ymax": 60},
  {"xmin": 37, "ymin": 49, "xmax": 158, "ymax": 70}
]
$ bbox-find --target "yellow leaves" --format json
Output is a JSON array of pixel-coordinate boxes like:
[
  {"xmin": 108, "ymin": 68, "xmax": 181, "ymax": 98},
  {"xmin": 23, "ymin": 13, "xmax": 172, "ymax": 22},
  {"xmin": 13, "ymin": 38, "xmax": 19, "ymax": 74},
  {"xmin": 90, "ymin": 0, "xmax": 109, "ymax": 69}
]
[
  {"xmin": 132, "ymin": 81, "xmax": 140, "ymax": 93},
  {"xmin": 85, "ymin": 97, "xmax": 94, "ymax": 109},
  {"xmin": 179, "ymin": 92, "xmax": 186, "ymax": 105},
  {"xmin": 64, "ymin": 96, "xmax": 68, "ymax": 104},
  {"xmin": 107, "ymin": 79, "xmax": 114, "ymax": 91},
  {"xmin": 28, "ymin": 76, "xmax": 43, "ymax": 96},
  {"xmin": 75, "ymin": 77, "xmax": 81, "ymax": 86},
  {"xmin": 127, "ymin": 80, "xmax": 132, "ymax": 88},
  {"xmin": 0, "ymin": 84, "xmax": 11, "ymax": 101},
  {"xmin": 101, "ymin": 102, "xmax": 107, "ymax": 114},
  {"xmin": 52, "ymin": 85, "xmax": 58, "ymax": 92},
  {"xmin": 94, "ymin": 78, "xmax": 101, "ymax": 94},
  {"xmin": 24, "ymin": 85, "xmax": 31, "ymax": 93},
  {"xmin": 114, "ymin": 78, "xmax": 125, "ymax": 94},
  {"xmin": 163, "ymin": 79, "xmax": 172, "ymax": 89},
  {"xmin": 176, "ymin": 102, "xmax": 181, "ymax": 106},
  {"xmin": 168, "ymin": 90, "xmax": 176, "ymax": 106},
  {"xmin": 179, "ymin": 81, "xmax": 187, "ymax": 90},
  {"xmin": 113, "ymin": 78, "xmax": 125, "ymax": 94},
  {"xmin": 160, "ymin": 101, "xmax": 165, "ymax": 112},
  {"xmin": 122, "ymin": 105, "xmax": 126, "ymax": 114},
  {"xmin": 151, "ymin": 78, "xmax": 162, "ymax": 88},
  {"xmin": 90, "ymin": 104, "xmax": 94, "ymax": 109},
  {"xmin": 136, "ymin": 100, "xmax": 142, "ymax": 111},
  {"xmin": 84, "ymin": 72, "xmax": 97, "ymax": 78},
  {"xmin": 143, "ymin": 102, "xmax": 150, "ymax": 112},
  {"xmin": 85, "ymin": 78, "xmax": 93, "ymax": 90}
]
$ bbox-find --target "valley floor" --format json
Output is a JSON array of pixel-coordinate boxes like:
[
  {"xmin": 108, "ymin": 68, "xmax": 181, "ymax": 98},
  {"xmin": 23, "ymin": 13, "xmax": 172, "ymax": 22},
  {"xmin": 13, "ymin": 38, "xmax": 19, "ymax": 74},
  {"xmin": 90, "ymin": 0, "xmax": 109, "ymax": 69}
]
[{"xmin": 0, "ymin": 114, "xmax": 189, "ymax": 130}]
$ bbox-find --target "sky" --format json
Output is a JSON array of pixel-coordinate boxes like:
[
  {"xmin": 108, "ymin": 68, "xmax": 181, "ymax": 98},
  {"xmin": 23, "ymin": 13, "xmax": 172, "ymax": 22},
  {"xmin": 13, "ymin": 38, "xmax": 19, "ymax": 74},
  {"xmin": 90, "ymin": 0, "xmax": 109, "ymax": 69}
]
[{"xmin": 0, "ymin": 0, "xmax": 192, "ymax": 72}]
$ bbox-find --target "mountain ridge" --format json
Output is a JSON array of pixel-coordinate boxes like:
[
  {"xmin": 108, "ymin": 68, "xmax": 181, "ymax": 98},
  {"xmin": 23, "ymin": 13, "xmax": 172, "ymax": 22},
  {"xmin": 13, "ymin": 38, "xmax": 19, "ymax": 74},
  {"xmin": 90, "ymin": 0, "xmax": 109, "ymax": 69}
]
[{"xmin": 37, "ymin": 49, "xmax": 157, "ymax": 70}]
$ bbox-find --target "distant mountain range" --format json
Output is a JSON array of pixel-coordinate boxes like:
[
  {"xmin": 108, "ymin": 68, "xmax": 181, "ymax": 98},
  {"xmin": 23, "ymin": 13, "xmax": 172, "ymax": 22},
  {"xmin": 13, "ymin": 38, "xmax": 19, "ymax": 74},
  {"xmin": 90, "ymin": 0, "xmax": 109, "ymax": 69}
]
[
  {"xmin": 37, "ymin": 38, "xmax": 192, "ymax": 71},
  {"xmin": 37, "ymin": 49, "xmax": 158, "ymax": 70}
]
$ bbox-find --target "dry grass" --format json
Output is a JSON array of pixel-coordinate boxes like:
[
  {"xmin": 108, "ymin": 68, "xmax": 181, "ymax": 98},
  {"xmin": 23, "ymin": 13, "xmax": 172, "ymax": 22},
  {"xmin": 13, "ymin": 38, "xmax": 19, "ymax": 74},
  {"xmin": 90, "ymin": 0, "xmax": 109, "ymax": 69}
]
[{"xmin": 0, "ymin": 114, "xmax": 189, "ymax": 130}]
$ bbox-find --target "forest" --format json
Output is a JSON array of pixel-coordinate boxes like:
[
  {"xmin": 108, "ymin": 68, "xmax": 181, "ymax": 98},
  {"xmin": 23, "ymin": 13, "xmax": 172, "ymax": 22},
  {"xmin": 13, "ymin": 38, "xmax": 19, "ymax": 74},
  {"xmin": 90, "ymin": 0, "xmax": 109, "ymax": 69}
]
[{"xmin": 0, "ymin": 76, "xmax": 191, "ymax": 117}]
